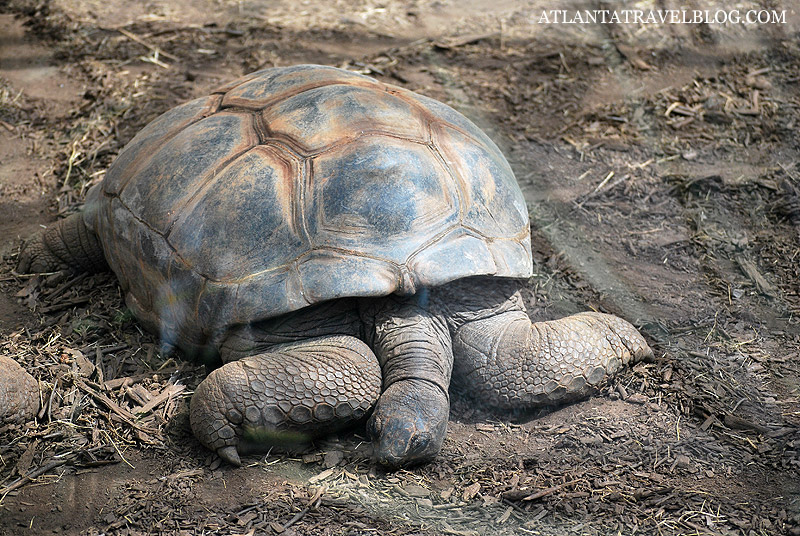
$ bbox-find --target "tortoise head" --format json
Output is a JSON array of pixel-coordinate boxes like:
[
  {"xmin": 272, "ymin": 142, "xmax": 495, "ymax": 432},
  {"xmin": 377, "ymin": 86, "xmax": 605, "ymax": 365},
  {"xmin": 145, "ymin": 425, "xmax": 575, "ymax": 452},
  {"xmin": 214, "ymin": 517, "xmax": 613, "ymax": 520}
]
[{"xmin": 366, "ymin": 380, "xmax": 449, "ymax": 467}]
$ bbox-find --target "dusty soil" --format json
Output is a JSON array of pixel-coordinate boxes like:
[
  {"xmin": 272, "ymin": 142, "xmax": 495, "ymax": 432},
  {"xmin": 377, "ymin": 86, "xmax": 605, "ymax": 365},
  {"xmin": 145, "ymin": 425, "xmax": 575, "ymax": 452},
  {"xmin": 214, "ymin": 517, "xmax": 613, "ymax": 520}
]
[{"xmin": 1, "ymin": 0, "xmax": 799, "ymax": 534}]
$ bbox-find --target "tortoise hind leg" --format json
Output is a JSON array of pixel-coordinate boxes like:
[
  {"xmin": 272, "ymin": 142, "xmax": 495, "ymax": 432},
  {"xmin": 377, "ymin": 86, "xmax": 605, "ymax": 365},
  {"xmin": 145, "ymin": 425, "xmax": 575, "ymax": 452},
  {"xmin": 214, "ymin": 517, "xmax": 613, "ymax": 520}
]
[
  {"xmin": 442, "ymin": 279, "xmax": 652, "ymax": 409},
  {"xmin": 190, "ymin": 335, "xmax": 381, "ymax": 466},
  {"xmin": 18, "ymin": 213, "xmax": 107, "ymax": 273}
]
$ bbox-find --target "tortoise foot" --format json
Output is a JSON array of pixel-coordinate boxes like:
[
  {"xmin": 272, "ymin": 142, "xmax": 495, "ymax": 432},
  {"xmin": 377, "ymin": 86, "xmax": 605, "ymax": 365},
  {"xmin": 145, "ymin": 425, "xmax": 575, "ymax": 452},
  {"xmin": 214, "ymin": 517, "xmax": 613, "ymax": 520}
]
[{"xmin": 190, "ymin": 336, "xmax": 381, "ymax": 464}]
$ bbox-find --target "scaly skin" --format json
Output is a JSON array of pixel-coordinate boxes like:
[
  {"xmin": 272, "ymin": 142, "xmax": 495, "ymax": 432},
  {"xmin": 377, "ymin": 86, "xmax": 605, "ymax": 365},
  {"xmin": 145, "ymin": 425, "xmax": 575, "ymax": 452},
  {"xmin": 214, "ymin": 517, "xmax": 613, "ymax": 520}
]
[
  {"xmin": 17, "ymin": 213, "xmax": 107, "ymax": 274},
  {"xmin": 0, "ymin": 356, "xmax": 40, "ymax": 424},
  {"xmin": 451, "ymin": 310, "xmax": 651, "ymax": 408},
  {"xmin": 190, "ymin": 280, "xmax": 651, "ymax": 466},
  {"xmin": 361, "ymin": 295, "xmax": 454, "ymax": 467},
  {"xmin": 189, "ymin": 335, "xmax": 381, "ymax": 466},
  {"xmin": 17, "ymin": 215, "xmax": 652, "ymax": 467}
]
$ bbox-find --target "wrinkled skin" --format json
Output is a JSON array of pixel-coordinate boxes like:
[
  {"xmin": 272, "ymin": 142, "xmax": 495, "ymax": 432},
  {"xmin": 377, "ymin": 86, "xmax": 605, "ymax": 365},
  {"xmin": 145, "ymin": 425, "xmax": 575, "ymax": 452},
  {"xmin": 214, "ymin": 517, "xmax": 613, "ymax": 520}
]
[
  {"xmin": 187, "ymin": 276, "xmax": 651, "ymax": 467},
  {"xmin": 17, "ymin": 222, "xmax": 651, "ymax": 466}
]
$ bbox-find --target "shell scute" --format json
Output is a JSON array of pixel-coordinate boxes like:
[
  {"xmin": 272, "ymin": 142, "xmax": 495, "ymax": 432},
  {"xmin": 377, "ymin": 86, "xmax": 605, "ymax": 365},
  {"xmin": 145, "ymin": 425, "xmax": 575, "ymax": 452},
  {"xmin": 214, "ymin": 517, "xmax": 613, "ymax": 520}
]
[
  {"xmin": 222, "ymin": 64, "xmax": 376, "ymax": 110},
  {"xmin": 104, "ymin": 95, "xmax": 220, "ymax": 195},
  {"xmin": 433, "ymin": 123, "xmax": 527, "ymax": 239},
  {"xmin": 295, "ymin": 250, "xmax": 398, "ymax": 305},
  {"xmin": 309, "ymin": 135, "xmax": 458, "ymax": 261},
  {"xmin": 232, "ymin": 268, "xmax": 308, "ymax": 325},
  {"xmin": 263, "ymin": 84, "xmax": 426, "ymax": 152},
  {"xmin": 168, "ymin": 145, "xmax": 307, "ymax": 281},
  {"xmin": 118, "ymin": 112, "xmax": 258, "ymax": 234}
]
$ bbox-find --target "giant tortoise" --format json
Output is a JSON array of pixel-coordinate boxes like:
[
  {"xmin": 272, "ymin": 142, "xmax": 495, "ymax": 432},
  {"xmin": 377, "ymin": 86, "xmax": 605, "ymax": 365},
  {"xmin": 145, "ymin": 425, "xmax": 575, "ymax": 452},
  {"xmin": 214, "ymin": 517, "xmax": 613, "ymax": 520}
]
[{"xmin": 13, "ymin": 64, "xmax": 651, "ymax": 466}]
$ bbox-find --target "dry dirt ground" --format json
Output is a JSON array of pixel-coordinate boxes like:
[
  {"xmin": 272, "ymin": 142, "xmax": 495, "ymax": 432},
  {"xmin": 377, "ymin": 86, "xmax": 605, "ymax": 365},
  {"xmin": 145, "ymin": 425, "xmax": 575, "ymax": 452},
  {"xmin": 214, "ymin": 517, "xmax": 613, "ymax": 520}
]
[{"xmin": 1, "ymin": 0, "xmax": 799, "ymax": 535}]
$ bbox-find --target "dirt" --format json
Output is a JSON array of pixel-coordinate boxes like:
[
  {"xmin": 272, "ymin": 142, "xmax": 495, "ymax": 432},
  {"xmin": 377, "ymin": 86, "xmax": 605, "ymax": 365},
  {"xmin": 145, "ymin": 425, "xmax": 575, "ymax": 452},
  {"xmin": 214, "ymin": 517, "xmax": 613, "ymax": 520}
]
[{"xmin": 0, "ymin": 0, "xmax": 799, "ymax": 535}]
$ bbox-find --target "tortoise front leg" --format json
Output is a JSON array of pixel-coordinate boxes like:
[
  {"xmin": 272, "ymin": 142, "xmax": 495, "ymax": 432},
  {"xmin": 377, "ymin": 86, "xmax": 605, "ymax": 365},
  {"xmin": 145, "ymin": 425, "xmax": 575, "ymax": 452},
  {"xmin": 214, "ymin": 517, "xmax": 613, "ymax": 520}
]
[
  {"xmin": 446, "ymin": 285, "xmax": 653, "ymax": 409},
  {"xmin": 18, "ymin": 213, "xmax": 107, "ymax": 274},
  {"xmin": 189, "ymin": 335, "xmax": 381, "ymax": 466},
  {"xmin": 361, "ymin": 295, "xmax": 453, "ymax": 467}
]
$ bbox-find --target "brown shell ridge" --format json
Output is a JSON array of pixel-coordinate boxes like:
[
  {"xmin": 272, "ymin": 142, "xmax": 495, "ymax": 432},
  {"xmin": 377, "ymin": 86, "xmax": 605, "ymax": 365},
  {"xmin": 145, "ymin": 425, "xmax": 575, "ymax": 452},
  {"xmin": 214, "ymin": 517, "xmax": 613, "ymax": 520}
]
[
  {"xmin": 258, "ymin": 132, "xmax": 315, "ymax": 157},
  {"xmin": 459, "ymin": 223, "xmax": 531, "ymax": 242},
  {"xmin": 403, "ymin": 224, "xmax": 481, "ymax": 264},
  {"xmin": 262, "ymin": 129, "xmax": 433, "ymax": 159},
  {"xmin": 297, "ymin": 157, "xmax": 314, "ymax": 249},
  {"xmin": 256, "ymin": 143, "xmax": 308, "ymax": 245},
  {"xmin": 251, "ymin": 111, "xmax": 271, "ymax": 143},
  {"xmin": 381, "ymin": 86, "xmax": 491, "ymax": 153},
  {"xmin": 256, "ymin": 136, "xmax": 308, "ymax": 161},
  {"xmin": 424, "ymin": 139, "xmax": 468, "ymax": 224},
  {"xmin": 222, "ymin": 72, "xmax": 492, "ymax": 162}
]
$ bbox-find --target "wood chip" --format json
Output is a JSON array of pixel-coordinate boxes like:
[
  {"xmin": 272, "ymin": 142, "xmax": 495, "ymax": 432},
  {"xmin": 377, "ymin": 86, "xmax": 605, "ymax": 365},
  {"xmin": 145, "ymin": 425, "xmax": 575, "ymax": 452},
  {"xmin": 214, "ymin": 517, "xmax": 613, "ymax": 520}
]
[
  {"xmin": 724, "ymin": 414, "xmax": 771, "ymax": 434},
  {"xmin": 626, "ymin": 393, "xmax": 649, "ymax": 405},
  {"xmin": 402, "ymin": 484, "xmax": 430, "ymax": 498},
  {"xmin": 735, "ymin": 255, "xmax": 777, "ymax": 296},
  {"xmin": 496, "ymin": 506, "xmax": 513, "ymax": 524},
  {"xmin": 308, "ymin": 468, "xmax": 335, "ymax": 484},
  {"xmin": 462, "ymin": 482, "xmax": 481, "ymax": 500}
]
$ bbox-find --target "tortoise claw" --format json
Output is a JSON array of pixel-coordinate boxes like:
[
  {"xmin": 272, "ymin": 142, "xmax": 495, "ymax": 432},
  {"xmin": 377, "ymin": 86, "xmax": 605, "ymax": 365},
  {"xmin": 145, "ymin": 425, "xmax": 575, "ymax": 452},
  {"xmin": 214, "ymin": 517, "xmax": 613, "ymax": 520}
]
[{"xmin": 218, "ymin": 445, "xmax": 241, "ymax": 466}]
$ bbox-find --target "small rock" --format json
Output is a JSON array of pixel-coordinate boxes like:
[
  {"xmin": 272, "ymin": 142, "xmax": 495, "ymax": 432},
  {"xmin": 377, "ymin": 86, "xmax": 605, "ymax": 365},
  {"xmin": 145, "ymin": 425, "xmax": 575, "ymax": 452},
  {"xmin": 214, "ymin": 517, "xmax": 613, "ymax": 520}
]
[
  {"xmin": 403, "ymin": 484, "xmax": 430, "ymax": 498},
  {"xmin": 674, "ymin": 454, "xmax": 691, "ymax": 468},
  {"xmin": 626, "ymin": 393, "xmax": 648, "ymax": 405},
  {"xmin": 417, "ymin": 498, "xmax": 433, "ymax": 508},
  {"xmin": 682, "ymin": 150, "xmax": 698, "ymax": 160},
  {"xmin": 323, "ymin": 450, "xmax": 344, "ymax": 468}
]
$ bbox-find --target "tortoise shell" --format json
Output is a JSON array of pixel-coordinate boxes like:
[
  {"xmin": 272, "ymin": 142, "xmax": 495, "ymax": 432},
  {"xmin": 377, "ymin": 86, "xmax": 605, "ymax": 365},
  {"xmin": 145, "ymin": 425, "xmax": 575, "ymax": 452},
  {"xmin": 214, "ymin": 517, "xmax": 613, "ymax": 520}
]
[{"xmin": 83, "ymin": 64, "xmax": 532, "ymax": 353}]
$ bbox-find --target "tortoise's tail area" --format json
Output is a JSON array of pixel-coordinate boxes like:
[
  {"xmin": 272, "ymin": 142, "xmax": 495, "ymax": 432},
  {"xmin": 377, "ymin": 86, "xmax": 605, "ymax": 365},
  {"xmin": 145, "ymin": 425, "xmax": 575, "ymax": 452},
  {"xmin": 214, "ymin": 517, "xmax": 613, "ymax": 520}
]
[{"xmin": 18, "ymin": 213, "xmax": 107, "ymax": 274}]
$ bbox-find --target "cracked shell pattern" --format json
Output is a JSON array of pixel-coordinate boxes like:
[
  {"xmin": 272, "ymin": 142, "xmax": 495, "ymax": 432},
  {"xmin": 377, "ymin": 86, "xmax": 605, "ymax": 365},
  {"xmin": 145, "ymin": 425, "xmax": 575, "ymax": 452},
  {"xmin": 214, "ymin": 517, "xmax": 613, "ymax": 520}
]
[
  {"xmin": 88, "ymin": 64, "xmax": 531, "ymax": 356},
  {"xmin": 189, "ymin": 335, "xmax": 381, "ymax": 453},
  {"xmin": 452, "ymin": 311, "xmax": 653, "ymax": 409}
]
